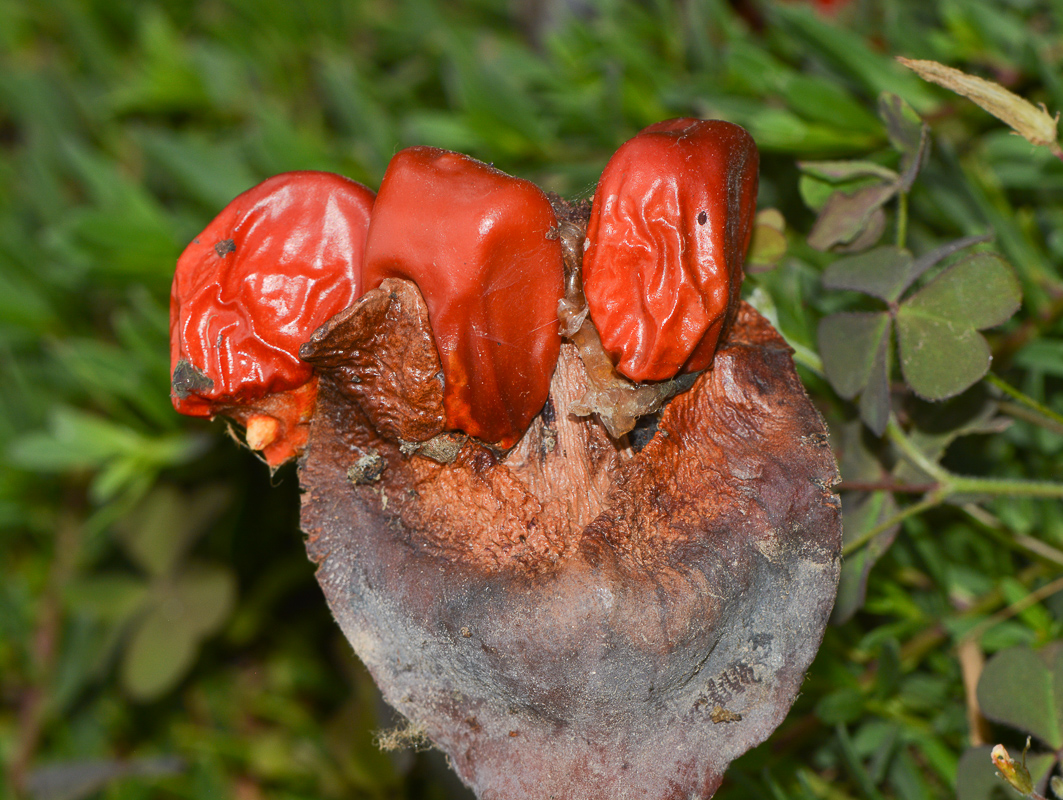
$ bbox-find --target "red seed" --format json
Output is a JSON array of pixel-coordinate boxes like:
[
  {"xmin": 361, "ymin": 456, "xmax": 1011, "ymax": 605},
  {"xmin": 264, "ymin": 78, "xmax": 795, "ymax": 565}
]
[
  {"xmin": 362, "ymin": 147, "xmax": 564, "ymax": 448},
  {"xmin": 170, "ymin": 170, "xmax": 375, "ymax": 464},
  {"xmin": 583, "ymin": 119, "xmax": 759, "ymax": 382}
]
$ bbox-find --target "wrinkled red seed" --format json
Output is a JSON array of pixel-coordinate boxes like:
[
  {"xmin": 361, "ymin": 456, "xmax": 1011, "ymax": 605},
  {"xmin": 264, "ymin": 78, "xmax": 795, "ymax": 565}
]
[
  {"xmin": 362, "ymin": 147, "xmax": 564, "ymax": 449},
  {"xmin": 170, "ymin": 170, "xmax": 375, "ymax": 416},
  {"xmin": 582, "ymin": 118, "xmax": 759, "ymax": 382},
  {"xmin": 170, "ymin": 171, "xmax": 374, "ymax": 465}
]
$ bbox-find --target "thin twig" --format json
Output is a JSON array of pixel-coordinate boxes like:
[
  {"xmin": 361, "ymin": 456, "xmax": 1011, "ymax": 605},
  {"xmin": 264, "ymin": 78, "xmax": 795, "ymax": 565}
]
[
  {"xmin": 960, "ymin": 574, "xmax": 1063, "ymax": 646},
  {"xmin": 843, "ymin": 417, "xmax": 1063, "ymax": 557},
  {"xmin": 985, "ymin": 372, "xmax": 1063, "ymax": 434},
  {"xmin": 841, "ymin": 494, "xmax": 942, "ymax": 557}
]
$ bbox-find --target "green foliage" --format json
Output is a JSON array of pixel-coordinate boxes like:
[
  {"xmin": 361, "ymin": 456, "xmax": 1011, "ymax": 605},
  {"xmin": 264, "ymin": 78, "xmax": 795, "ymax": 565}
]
[
  {"xmin": 956, "ymin": 644, "xmax": 1063, "ymax": 800},
  {"xmin": 803, "ymin": 94, "xmax": 928, "ymax": 251},
  {"xmin": 896, "ymin": 252, "xmax": 1022, "ymax": 400},
  {"xmin": 819, "ymin": 243, "xmax": 1022, "ymax": 432},
  {"xmin": 3, "ymin": 1, "xmax": 1063, "ymax": 799}
]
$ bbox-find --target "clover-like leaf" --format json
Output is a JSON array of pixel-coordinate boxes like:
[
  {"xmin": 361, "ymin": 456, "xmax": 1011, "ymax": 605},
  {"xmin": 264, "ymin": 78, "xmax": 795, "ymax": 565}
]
[
  {"xmin": 172, "ymin": 563, "xmax": 237, "ymax": 639},
  {"xmin": 819, "ymin": 311, "xmax": 892, "ymax": 433},
  {"xmin": 978, "ymin": 645, "xmax": 1063, "ymax": 750},
  {"xmin": 119, "ymin": 563, "xmax": 236, "ymax": 701},
  {"xmin": 121, "ymin": 600, "xmax": 199, "ymax": 701},
  {"xmin": 897, "ymin": 318, "xmax": 991, "ymax": 402},
  {"xmin": 879, "ymin": 93, "xmax": 930, "ymax": 191},
  {"xmin": 858, "ymin": 325, "xmax": 892, "ymax": 436},
  {"xmin": 64, "ymin": 574, "xmax": 151, "ymax": 623},
  {"xmin": 116, "ymin": 484, "xmax": 230, "ymax": 577},
  {"xmin": 896, "ymin": 252, "xmax": 1021, "ymax": 400},
  {"xmin": 822, "ymin": 246, "xmax": 915, "ymax": 303},
  {"xmin": 905, "ymin": 252, "xmax": 1021, "ymax": 329},
  {"xmin": 807, "ymin": 180, "xmax": 898, "ymax": 251},
  {"xmin": 906, "ymin": 233, "xmax": 995, "ymax": 286}
]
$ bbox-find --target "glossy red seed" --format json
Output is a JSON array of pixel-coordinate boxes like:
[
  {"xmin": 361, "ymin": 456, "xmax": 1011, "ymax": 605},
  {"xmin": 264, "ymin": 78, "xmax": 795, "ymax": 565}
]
[
  {"xmin": 169, "ymin": 170, "xmax": 374, "ymax": 463},
  {"xmin": 582, "ymin": 119, "xmax": 759, "ymax": 382},
  {"xmin": 362, "ymin": 147, "xmax": 564, "ymax": 448}
]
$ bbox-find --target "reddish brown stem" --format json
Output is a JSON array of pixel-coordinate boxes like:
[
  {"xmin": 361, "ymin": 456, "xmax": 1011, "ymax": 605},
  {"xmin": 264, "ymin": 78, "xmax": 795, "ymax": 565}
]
[{"xmin": 8, "ymin": 510, "xmax": 81, "ymax": 798}]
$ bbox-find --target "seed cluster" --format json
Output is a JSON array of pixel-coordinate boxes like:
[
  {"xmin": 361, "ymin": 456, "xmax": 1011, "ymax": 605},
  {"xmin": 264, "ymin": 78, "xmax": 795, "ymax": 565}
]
[{"xmin": 169, "ymin": 119, "xmax": 759, "ymax": 463}]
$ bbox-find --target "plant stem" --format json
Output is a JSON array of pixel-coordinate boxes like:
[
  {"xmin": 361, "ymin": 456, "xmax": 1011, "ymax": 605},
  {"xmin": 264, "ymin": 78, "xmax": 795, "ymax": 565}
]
[
  {"xmin": 10, "ymin": 511, "xmax": 82, "ymax": 797},
  {"xmin": 895, "ymin": 191, "xmax": 909, "ymax": 249},
  {"xmin": 841, "ymin": 417, "xmax": 1063, "ymax": 556},
  {"xmin": 961, "ymin": 503, "xmax": 1063, "ymax": 567},
  {"xmin": 841, "ymin": 494, "xmax": 942, "ymax": 556},
  {"xmin": 960, "ymin": 574, "xmax": 1063, "ymax": 646},
  {"xmin": 949, "ymin": 474, "xmax": 1063, "ymax": 499},
  {"xmin": 836, "ymin": 480, "xmax": 936, "ymax": 494},
  {"xmin": 886, "ymin": 418, "xmax": 950, "ymax": 483},
  {"xmin": 985, "ymin": 372, "xmax": 1063, "ymax": 433}
]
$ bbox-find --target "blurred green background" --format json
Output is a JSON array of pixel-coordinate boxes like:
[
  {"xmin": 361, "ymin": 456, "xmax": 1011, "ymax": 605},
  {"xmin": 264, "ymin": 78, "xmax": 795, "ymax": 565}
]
[{"xmin": 3, "ymin": 0, "xmax": 1063, "ymax": 798}]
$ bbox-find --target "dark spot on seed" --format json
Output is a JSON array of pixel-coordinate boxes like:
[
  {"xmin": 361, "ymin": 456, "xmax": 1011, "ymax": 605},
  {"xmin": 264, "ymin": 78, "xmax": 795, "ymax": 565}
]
[
  {"xmin": 215, "ymin": 239, "xmax": 236, "ymax": 257},
  {"xmin": 540, "ymin": 396, "xmax": 556, "ymax": 426},
  {"xmin": 171, "ymin": 359, "xmax": 214, "ymax": 398},
  {"xmin": 697, "ymin": 211, "xmax": 708, "ymax": 226}
]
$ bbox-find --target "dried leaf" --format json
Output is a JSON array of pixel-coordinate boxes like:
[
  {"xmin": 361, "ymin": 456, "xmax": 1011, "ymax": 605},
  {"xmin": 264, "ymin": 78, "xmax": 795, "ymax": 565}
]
[
  {"xmin": 822, "ymin": 246, "xmax": 915, "ymax": 303},
  {"xmin": 898, "ymin": 57, "xmax": 1061, "ymax": 153},
  {"xmin": 807, "ymin": 181, "xmax": 898, "ymax": 251},
  {"xmin": 818, "ymin": 311, "xmax": 891, "ymax": 401}
]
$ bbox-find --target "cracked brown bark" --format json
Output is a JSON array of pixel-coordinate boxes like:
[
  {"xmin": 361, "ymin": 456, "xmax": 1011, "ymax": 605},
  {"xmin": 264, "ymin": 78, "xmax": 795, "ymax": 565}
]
[{"xmin": 300, "ymin": 296, "xmax": 841, "ymax": 800}]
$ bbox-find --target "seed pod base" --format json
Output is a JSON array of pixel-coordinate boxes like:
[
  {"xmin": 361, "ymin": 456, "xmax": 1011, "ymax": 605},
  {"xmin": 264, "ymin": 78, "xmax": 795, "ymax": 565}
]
[{"xmin": 300, "ymin": 303, "xmax": 841, "ymax": 800}]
